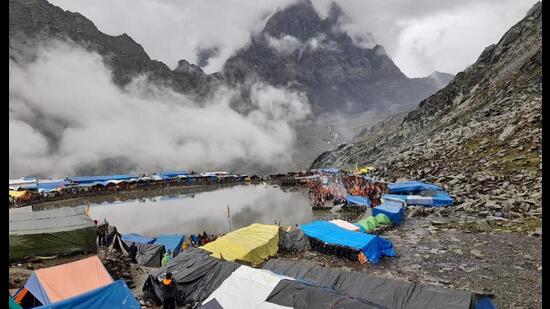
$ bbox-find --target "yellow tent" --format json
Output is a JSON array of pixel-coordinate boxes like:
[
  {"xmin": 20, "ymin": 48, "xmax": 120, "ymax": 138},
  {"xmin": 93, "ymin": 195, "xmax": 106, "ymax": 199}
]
[
  {"xmin": 200, "ymin": 223, "xmax": 279, "ymax": 266},
  {"xmin": 9, "ymin": 190, "xmax": 29, "ymax": 199}
]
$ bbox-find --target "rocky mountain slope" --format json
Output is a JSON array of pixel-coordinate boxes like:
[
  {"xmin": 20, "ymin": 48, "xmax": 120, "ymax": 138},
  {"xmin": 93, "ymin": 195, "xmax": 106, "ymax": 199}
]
[
  {"xmin": 9, "ymin": 0, "xmax": 218, "ymax": 98},
  {"xmin": 312, "ymin": 2, "xmax": 542, "ymax": 221},
  {"xmin": 223, "ymin": 0, "xmax": 453, "ymax": 115}
]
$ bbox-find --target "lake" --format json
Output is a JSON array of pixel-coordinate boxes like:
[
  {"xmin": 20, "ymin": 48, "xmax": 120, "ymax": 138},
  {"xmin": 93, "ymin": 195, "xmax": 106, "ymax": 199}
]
[{"xmin": 86, "ymin": 183, "xmax": 340, "ymax": 237}]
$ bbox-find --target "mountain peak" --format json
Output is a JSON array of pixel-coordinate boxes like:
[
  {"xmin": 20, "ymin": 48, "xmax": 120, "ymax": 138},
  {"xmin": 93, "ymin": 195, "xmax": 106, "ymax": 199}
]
[{"xmin": 263, "ymin": 0, "xmax": 321, "ymax": 41}]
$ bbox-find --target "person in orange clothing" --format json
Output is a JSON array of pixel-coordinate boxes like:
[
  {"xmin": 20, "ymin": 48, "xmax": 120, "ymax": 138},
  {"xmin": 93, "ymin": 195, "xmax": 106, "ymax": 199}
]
[{"xmin": 161, "ymin": 272, "xmax": 177, "ymax": 309}]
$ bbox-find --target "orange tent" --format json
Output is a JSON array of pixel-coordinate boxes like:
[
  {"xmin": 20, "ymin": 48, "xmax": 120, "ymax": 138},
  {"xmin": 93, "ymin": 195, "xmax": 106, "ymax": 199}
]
[{"xmin": 14, "ymin": 256, "xmax": 113, "ymax": 306}]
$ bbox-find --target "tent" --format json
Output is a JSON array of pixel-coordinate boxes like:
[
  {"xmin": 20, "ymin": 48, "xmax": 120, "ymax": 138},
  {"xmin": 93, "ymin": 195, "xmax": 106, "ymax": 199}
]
[
  {"xmin": 372, "ymin": 200, "xmax": 404, "ymax": 225},
  {"xmin": 9, "ymin": 207, "xmax": 97, "ymax": 261},
  {"xmin": 14, "ymin": 256, "xmax": 112, "ymax": 307},
  {"xmin": 9, "ymin": 190, "xmax": 31, "ymax": 199},
  {"xmin": 68, "ymin": 175, "xmax": 136, "ymax": 184},
  {"xmin": 143, "ymin": 248, "xmax": 240, "ymax": 307},
  {"xmin": 201, "ymin": 223, "xmax": 279, "ymax": 266},
  {"xmin": 278, "ymin": 228, "xmax": 310, "ymax": 252},
  {"xmin": 201, "ymin": 266, "xmax": 292, "ymax": 308},
  {"xmin": 33, "ymin": 279, "xmax": 139, "ymax": 309},
  {"xmin": 345, "ymin": 195, "xmax": 371, "ymax": 207},
  {"xmin": 121, "ymin": 233, "xmax": 155, "ymax": 244},
  {"xmin": 157, "ymin": 171, "xmax": 190, "ymax": 178},
  {"xmin": 300, "ymin": 221, "xmax": 395, "ymax": 264},
  {"xmin": 383, "ymin": 192, "xmax": 453, "ymax": 207},
  {"xmin": 329, "ymin": 219, "xmax": 360, "ymax": 231},
  {"xmin": 37, "ymin": 180, "xmax": 67, "ymax": 193},
  {"xmin": 123, "ymin": 241, "xmax": 165, "ymax": 267},
  {"xmin": 10, "ymin": 294, "xmax": 23, "ymax": 309},
  {"xmin": 388, "ymin": 180, "xmax": 442, "ymax": 194},
  {"xmin": 153, "ymin": 234, "xmax": 185, "ymax": 257},
  {"xmin": 263, "ymin": 259, "xmax": 496, "ymax": 309},
  {"xmin": 199, "ymin": 299, "xmax": 224, "ymax": 309}
]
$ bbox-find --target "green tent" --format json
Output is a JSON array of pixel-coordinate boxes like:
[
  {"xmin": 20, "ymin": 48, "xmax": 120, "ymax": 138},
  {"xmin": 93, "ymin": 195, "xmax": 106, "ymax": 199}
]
[
  {"xmin": 9, "ymin": 207, "xmax": 97, "ymax": 261},
  {"xmin": 9, "ymin": 294, "xmax": 22, "ymax": 309},
  {"xmin": 375, "ymin": 214, "xmax": 391, "ymax": 225}
]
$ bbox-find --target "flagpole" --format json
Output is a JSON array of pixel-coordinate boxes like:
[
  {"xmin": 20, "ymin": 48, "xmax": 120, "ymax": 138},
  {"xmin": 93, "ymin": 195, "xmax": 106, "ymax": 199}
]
[{"xmin": 227, "ymin": 204, "xmax": 232, "ymax": 232}]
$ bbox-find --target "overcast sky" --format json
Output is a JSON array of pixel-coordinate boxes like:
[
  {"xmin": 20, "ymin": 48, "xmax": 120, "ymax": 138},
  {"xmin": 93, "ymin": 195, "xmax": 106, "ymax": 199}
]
[{"xmin": 49, "ymin": 0, "xmax": 537, "ymax": 77}]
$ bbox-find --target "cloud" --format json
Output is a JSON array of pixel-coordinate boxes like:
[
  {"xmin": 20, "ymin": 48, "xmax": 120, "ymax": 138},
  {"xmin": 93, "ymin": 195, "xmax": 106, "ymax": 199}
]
[
  {"xmin": 9, "ymin": 39, "xmax": 310, "ymax": 178},
  {"xmin": 49, "ymin": 0, "xmax": 537, "ymax": 77},
  {"xmin": 266, "ymin": 34, "xmax": 302, "ymax": 54}
]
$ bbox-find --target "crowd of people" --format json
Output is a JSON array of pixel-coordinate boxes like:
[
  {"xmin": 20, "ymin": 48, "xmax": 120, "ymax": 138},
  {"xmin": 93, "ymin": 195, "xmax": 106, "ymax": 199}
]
[{"xmin": 342, "ymin": 175, "xmax": 388, "ymax": 207}]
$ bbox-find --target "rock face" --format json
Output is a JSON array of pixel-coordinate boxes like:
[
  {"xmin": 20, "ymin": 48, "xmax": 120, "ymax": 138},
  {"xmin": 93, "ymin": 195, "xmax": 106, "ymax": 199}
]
[
  {"xmin": 223, "ymin": 0, "xmax": 452, "ymax": 115},
  {"xmin": 9, "ymin": 0, "xmax": 218, "ymax": 98},
  {"xmin": 312, "ymin": 2, "xmax": 542, "ymax": 217}
]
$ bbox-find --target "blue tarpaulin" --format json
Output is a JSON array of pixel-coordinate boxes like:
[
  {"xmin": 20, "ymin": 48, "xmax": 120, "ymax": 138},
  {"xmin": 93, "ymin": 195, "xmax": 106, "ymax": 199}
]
[
  {"xmin": 37, "ymin": 180, "xmax": 67, "ymax": 192},
  {"xmin": 388, "ymin": 180, "xmax": 442, "ymax": 194},
  {"xmin": 34, "ymin": 279, "xmax": 140, "ymax": 309},
  {"xmin": 373, "ymin": 200, "xmax": 404, "ymax": 225},
  {"xmin": 158, "ymin": 171, "xmax": 190, "ymax": 178},
  {"xmin": 383, "ymin": 192, "xmax": 453, "ymax": 207},
  {"xmin": 320, "ymin": 168, "xmax": 341, "ymax": 174},
  {"xmin": 345, "ymin": 195, "xmax": 371, "ymax": 207},
  {"xmin": 300, "ymin": 221, "xmax": 395, "ymax": 264},
  {"xmin": 121, "ymin": 233, "xmax": 155, "ymax": 244},
  {"xmin": 68, "ymin": 175, "xmax": 136, "ymax": 184},
  {"xmin": 153, "ymin": 234, "xmax": 185, "ymax": 256}
]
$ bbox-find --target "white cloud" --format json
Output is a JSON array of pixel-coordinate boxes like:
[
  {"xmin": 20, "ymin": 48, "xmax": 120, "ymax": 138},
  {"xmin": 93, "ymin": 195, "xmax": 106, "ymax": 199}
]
[
  {"xmin": 266, "ymin": 34, "xmax": 303, "ymax": 54},
  {"xmin": 9, "ymin": 40, "xmax": 310, "ymax": 178},
  {"xmin": 49, "ymin": 0, "xmax": 538, "ymax": 77}
]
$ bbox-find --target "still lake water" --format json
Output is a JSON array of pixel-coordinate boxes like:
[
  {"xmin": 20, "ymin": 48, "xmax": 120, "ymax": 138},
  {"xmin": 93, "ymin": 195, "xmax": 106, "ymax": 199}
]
[{"xmin": 87, "ymin": 184, "xmax": 336, "ymax": 237}]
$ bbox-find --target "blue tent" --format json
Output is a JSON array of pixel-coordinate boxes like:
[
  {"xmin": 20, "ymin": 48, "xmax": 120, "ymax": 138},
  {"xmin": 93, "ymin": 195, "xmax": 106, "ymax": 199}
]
[
  {"xmin": 300, "ymin": 221, "xmax": 395, "ymax": 264},
  {"xmin": 345, "ymin": 195, "xmax": 371, "ymax": 207},
  {"xmin": 68, "ymin": 175, "xmax": 136, "ymax": 184},
  {"xmin": 34, "ymin": 279, "xmax": 139, "ymax": 309},
  {"xmin": 153, "ymin": 234, "xmax": 185, "ymax": 256},
  {"xmin": 121, "ymin": 233, "xmax": 155, "ymax": 244},
  {"xmin": 373, "ymin": 200, "xmax": 404, "ymax": 224},
  {"xmin": 388, "ymin": 180, "xmax": 442, "ymax": 194},
  {"xmin": 383, "ymin": 192, "xmax": 453, "ymax": 207},
  {"xmin": 158, "ymin": 171, "xmax": 189, "ymax": 178},
  {"xmin": 320, "ymin": 168, "xmax": 341, "ymax": 174},
  {"xmin": 37, "ymin": 180, "xmax": 67, "ymax": 192}
]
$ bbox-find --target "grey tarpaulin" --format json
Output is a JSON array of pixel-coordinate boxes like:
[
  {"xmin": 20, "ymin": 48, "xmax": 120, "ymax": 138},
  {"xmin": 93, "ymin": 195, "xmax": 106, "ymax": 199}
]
[
  {"xmin": 278, "ymin": 228, "xmax": 310, "ymax": 252},
  {"xmin": 124, "ymin": 241, "xmax": 165, "ymax": 267},
  {"xmin": 108, "ymin": 232, "xmax": 129, "ymax": 256},
  {"xmin": 142, "ymin": 248, "xmax": 240, "ymax": 307},
  {"xmin": 266, "ymin": 279, "xmax": 386, "ymax": 309},
  {"xmin": 263, "ymin": 259, "xmax": 492, "ymax": 309}
]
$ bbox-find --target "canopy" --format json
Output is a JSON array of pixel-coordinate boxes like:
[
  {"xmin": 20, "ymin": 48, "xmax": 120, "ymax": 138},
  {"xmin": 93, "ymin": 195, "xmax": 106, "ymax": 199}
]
[
  {"xmin": 263, "ymin": 259, "xmax": 495, "ymax": 309},
  {"xmin": 388, "ymin": 180, "xmax": 442, "ymax": 194},
  {"xmin": 202, "ymin": 266, "xmax": 292, "ymax": 308},
  {"xmin": 15, "ymin": 256, "xmax": 112, "ymax": 306},
  {"xmin": 33, "ymin": 279, "xmax": 139, "ymax": 309},
  {"xmin": 372, "ymin": 200, "xmax": 404, "ymax": 225},
  {"xmin": 300, "ymin": 221, "xmax": 395, "ymax": 264},
  {"xmin": 345, "ymin": 195, "xmax": 371, "ymax": 207},
  {"xmin": 9, "ymin": 207, "xmax": 97, "ymax": 261},
  {"xmin": 121, "ymin": 233, "xmax": 155, "ymax": 244},
  {"xmin": 329, "ymin": 219, "xmax": 360, "ymax": 231},
  {"xmin": 68, "ymin": 175, "xmax": 136, "ymax": 184},
  {"xmin": 153, "ymin": 234, "xmax": 185, "ymax": 256},
  {"xmin": 201, "ymin": 223, "xmax": 279, "ymax": 266}
]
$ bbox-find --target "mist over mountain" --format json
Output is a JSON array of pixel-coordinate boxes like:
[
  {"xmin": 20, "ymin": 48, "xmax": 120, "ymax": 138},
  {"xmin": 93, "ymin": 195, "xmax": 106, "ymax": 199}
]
[{"xmin": 9, "ymin": 0, "xmax": 454, "ymax": 177}]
